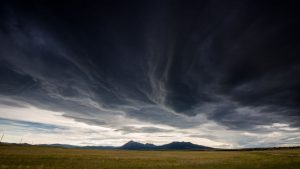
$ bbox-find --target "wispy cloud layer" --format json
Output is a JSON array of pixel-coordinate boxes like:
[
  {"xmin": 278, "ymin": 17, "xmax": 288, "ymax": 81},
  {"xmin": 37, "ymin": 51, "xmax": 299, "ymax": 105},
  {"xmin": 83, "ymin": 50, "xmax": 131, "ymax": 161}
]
[{"xmin": 0, "ymin": 0, "xmax": 299, "ymax": 148}]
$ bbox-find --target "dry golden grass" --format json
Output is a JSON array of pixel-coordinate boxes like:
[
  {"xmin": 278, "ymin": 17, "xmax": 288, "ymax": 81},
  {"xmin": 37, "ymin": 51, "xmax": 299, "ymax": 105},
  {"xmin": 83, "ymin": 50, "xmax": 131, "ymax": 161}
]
[{"xmin": 0, "ymin": 144, "xmax": 299, "ymax": 169}]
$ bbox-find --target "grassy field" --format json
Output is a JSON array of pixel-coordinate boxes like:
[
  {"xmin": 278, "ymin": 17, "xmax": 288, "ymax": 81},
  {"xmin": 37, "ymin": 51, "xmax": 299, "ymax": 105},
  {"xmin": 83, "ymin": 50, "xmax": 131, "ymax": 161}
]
[{"xmin": 0, "ymin": 144, "xmax": 300, "ymax": 169}]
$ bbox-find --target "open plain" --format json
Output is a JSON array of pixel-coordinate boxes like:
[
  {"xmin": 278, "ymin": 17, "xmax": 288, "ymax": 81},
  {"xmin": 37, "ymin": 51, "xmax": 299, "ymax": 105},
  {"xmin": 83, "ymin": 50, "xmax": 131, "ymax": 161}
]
[{"xmin": 1, "ymin": 144, "xmax": 299, "ymax": 169}]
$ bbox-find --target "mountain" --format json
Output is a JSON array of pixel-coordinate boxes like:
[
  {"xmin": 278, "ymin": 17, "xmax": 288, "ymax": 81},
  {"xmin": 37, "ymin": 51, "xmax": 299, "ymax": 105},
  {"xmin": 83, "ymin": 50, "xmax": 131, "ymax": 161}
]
[
  {"xmin": 158, "ymin": 141, "xmax": 212, "ymax": 150},
  {"xmin": 120, "ymin": 141, "xmax": 213, "ymax": 150},
  {"xmin": 38, "ymin": 141, "xmax": 213, "ymax": 150},
  {"xmin": 120, "ymin": 141, "xmax": 156, "ymax": 150}
]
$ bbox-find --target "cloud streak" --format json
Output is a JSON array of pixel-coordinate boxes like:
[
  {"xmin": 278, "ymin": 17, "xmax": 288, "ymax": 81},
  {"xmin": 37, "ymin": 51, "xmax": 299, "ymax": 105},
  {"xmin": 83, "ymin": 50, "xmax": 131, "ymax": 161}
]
[{"xmin": 0, "ymin": 0, "xmax": 299, "ymax": 148}]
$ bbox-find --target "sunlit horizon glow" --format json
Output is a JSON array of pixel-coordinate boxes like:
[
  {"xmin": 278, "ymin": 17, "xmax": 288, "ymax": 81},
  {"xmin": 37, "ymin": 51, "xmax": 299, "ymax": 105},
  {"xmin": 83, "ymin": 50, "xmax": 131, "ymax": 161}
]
[{"xmin": 1, "ymin": 102, "xmax": 299, "ymax": 148}]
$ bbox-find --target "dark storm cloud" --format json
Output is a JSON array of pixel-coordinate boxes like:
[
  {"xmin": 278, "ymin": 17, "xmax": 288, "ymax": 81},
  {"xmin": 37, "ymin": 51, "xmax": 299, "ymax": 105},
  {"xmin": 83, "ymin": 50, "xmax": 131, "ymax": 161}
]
[{"xmin": 0, "ymin": 0, "xmax": 300, "ymax": 132}]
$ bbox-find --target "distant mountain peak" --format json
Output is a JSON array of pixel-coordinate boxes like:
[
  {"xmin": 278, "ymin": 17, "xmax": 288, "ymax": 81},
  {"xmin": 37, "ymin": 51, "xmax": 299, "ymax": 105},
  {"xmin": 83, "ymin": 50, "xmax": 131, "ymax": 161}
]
[
  {"xmin": 159, "ymin": 141, "xmax": 212, "ymax": 150},
  {"xmin": 40, "ymin": 141, "xmax": 213, "ymax": 150},
  {"xmin": 123, "ymin": 140, "xmax": 142, "ymax": 146},
  {"xmin": 126, "ymin": 140, "xmax": 139, "ymax": 144},
  {"xmin": 120, "ymin": 140, "xmax": 212, "ymax": 150},
  {"xmin": 121, "ymin": 140, "xmax": 156, "ymax": 150}
]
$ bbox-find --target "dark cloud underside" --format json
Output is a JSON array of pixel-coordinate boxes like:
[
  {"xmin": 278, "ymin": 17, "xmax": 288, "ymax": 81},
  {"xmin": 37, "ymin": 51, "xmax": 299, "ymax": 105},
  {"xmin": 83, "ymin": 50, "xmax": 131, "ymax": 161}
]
[{"xmin": 0, "ymin": 0, "xmax": 300, "ymax": 132}]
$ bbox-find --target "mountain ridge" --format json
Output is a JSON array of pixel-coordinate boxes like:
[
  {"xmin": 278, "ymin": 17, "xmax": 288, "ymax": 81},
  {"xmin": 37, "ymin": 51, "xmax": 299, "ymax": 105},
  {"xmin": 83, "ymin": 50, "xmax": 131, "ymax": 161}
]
[
  {"xmin": 39, "ymin": 141, "xmax": 213, "ymax": 150},
  {"xmin": 120, "ymin": 141, "xmax": 213, "ymax": 150}
]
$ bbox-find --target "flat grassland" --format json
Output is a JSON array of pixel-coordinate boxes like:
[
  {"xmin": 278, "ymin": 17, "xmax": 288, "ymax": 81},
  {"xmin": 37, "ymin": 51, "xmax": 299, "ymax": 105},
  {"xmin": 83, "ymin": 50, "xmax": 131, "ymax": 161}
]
[{"xmin": 0, "ymin": 144, "xmax": 299, "ymax": 169}]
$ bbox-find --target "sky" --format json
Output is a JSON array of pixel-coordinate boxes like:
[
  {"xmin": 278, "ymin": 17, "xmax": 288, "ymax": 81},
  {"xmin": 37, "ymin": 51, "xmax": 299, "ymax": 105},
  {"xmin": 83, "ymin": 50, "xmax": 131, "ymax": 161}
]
[{"xmin": 0, "ymin": 0, "xmax": 300, "ymax": 148}]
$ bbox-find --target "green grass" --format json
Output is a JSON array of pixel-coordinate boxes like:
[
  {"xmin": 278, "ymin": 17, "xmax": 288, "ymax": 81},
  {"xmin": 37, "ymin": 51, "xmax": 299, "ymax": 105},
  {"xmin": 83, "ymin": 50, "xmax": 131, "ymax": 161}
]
[{"xmin": 0, "ymin": 144, "xmax": 299, "ymax": 169}]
